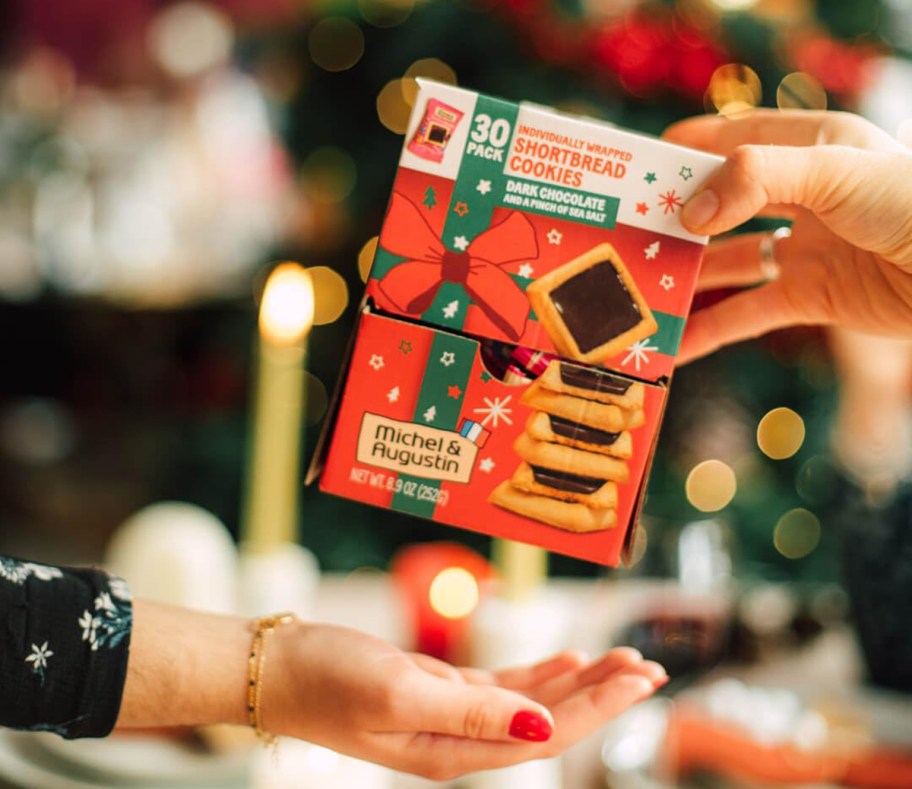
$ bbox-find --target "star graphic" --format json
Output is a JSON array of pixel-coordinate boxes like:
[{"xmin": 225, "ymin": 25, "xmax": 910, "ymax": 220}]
[
  {"xmin": 440, "ymin": 351, "xmax": 456, "ymax": 367},
  {"xmin": 476, "ymin": 179, "xmax": 492, "ymax": 196},
  {"xmin": 442, "ymin": 300, "xmax": 459, "ymax": 319},
  {"xmin": 636, "ymin": 202, "xmax": 649, "ymax": 215},
  {"xmin": 659, "ymin": 274, "xmax": 675, "ymax": 291},
  {"xmin": 644, "ymin": 241, "xmax": 660, "ymax": 260},
  {"xmin": 644, "ymin": 172, "xmax": 657, "ymax": 184},
  {"xmin": 679, "ymin": 166, "xmax": 694, "ymax": 181},
  {"xmin": 473, "ymin": 395, "xmax": 513, "ymax": 428},
  {"xmin": 547, "ymin": 228, "xmax": 562, "ymax": 245},
  {"xmin": 480, "ymin": 371, "xmax": 492, "ymax": 383},
  {"xmin": 622, "ymin": 339, "xmax": 659, "ymax": 372},
  {"xmin": 423, "ymin": 405, "xmax": 436, "ymax": 423},
  {"xmin": 478, "ymin": 457, "xmax": 495, "ymax": 473},
  {"xmin": 386, "ymin": 386, "xmax": 400, "ymax": 403},
  {"xmin": 369, "ymin": 354, "xmax": 384, "ymax": 371},
  {"xmin": 447, "ymin": 385, "xmax": 462, "ymax": 399},
  {"xmin": 453, "ymin": 235, "xmax": 469, "ymax": 252},
  {"xmin": 398, "ymin": 340, "xmax": 412, "ymax": 354},
  {"xmin": 518, "ymin": 263, "xmax": 534, "ymax": 279},
  {"xmin": 658, "ymin": 190, "xmax": 684, "ymax": 215},
  {"xmin": 453, "ymin": 201, "xmax": 469, "ymax": 217}
]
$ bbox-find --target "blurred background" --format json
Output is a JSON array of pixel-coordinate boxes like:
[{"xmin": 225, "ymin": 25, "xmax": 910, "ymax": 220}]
[{"xmin": 1, "ymin": 0, "xmax": 912, "ymax": 786}]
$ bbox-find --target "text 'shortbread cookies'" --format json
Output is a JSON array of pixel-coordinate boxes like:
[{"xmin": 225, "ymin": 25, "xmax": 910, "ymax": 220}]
[
  {"xmin": 520, "ymin": 382, "xmax": 645, "ymax": 433},
  {"xmin": 488, "ymin": 482, "xmax": 617, "ymax": 533},
  {"xmin": 511, "ymin": 462, "xmax": 618, "ymax": 508},
  {"xmin": 525, "ymin": 412, "xmax": 633, "ymax": 458},
  {"xmin": 526, "ymin": 243, "xmax": 658, "ymax": 364},
  {"xmin": 513, "ymin": 433, "xmax": 629, "ymax": 483},
  {"xmin": 538, "ymin": 360, "xmax": 645, "ymax": 410}
]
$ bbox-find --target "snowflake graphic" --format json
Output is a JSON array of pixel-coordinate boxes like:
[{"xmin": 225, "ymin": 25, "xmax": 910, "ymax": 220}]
[
  {"xmin": 476, "ymin": 179, "xmax": 492, "ymax": 196},
  {"xmin": 442, "ymin": 300, "xmax": 459, "ymax": 319},
  {"xmin": 478, "ymin": 458, "xmax": 496, "ymax": 473},
  {"xmin": 659, "ymin": 274, "xmax": 675, "ymax": 291},
  {"xmin": 453, "ymin": 235, "xmax": 469, "ymax": 252},
  {"xmin": 473, "ymin": 395, "xmax": 513, "ymax": 428},
  {"xmin": 518, "ymin": 263, "xmax": 534, "ymax": 279},
  {"xmin": 622, "ymin": 339, "xmax": 659, "ymax": 372},
  {"xmin": 658, "ymin": 190, "xmax": 683, "ymax": 215},
  {"xmin": 644, "ymin": 241, "xmax": 661, "ymax": 260},
  {"xmin": 369, "ymin": 354, "xmax": 385, "ymax": 371},
  {"xmin": 440, "ymin": 351, "xmax": 456, "ymax": 367},
  {"xmin": 679, "ymin": 166, "xmax": 694, "ymax": 181},
  {"xmin": 386, "ymin": 386, "xmax": 400, "ymax": 403},
  {"xmin": 423, "ymin": 405, "xmax": 437, "ymax": 423},
  {"xmin": 546, "ymin": 228, "xmax": 562, "ymax": 245}
]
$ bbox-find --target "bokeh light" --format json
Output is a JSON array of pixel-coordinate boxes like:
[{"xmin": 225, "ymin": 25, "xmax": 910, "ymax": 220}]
[
  {"xmin": 796, "ymin": 455, "xmax": 837, "ymax": 505},
  {"xmin": 377, "ymin": 79, "xmax": 412, "ymax": 134},
  {"xmin": 148, "ymin": 2, "xmax": 234, "ymax": 79},
  {"xmin": 777, "ymin": 72, "xmax": 828, "ymax": 110},
  {"xmin": 626, "ymin": 522, "xmax": 649, "ymax": 567},
  {"xmin": 401, "ymin": 58, "xmax": 458, "ymax": 106},
  {"xmin": 429, "ymin": 567, "xmax": 479, "ymax": 619},
  {"xmin": 685, "ymin": 459, "xmax": 737, "ymax": 512},
  {"xmin": 757, "ymin": 407, "xmax": 805, "ymax": 460},
  {"xmin": 358, "ymin": 236, "xmax": 379, "ymax": 282},
  {"xmin": 259, "ymin": 263, "xmax": 314, "ymax": 344},
  {"xmin": 308, "ymin": 18, "xmax": 365, "ymax": 73},
  {"xmin": 706, "ymin": 63, "xmax": 762, "ymax": 115},
  {"xmin": 358, "ymin": 0, "xmax": 415, "ymax": 28},
  {"xmin": 308, "ymin": 265, "xmax": 349, "ymax": 325},
  {"xmin": 302, "ymin": 147, "xmax": 357, "ymax": 204},
  {"xmin": 709, "ymin": 0, "xmax": 759, "ymax": 11},
  {"xmin": 303, "ymin": 372, "xmax": 329, "ymax": 425},
  {"xmin": 773, "ymin": 508, "xmax": 821, "ymax": 559}
]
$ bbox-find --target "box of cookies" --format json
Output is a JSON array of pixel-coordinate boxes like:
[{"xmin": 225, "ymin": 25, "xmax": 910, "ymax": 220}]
[{"xmin": 316, "ymin": 81, "xmax": 722, "ymax": 566}]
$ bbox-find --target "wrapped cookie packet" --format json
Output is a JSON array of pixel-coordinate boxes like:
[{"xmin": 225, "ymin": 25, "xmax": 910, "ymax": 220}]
[{"xmin": 312, "ymin": 81, "xmax": 722, "ymax": 566}]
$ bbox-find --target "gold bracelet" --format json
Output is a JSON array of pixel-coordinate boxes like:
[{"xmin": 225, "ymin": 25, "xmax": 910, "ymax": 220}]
[{"xmin": 247, "ymin": 612, "xmax": 296, "ymax": 747}]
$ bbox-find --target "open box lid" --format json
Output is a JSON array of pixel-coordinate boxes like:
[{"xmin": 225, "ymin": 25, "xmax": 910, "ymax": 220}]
[{"xmin": 363, "ymin": 79, "xmax": 723, "ymax": 384}]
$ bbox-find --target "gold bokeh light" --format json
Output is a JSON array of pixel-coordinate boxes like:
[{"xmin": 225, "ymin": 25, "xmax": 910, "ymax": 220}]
[
  {"xmin": 377, "ymin": 79, "xmax": 412, "ymax": 134},
  {"xmin": 401, "ymin": 58, "xmax": 458, "ymax": 106},
  {"xmin": 358, "ymin": 236, "xmax": 379, "ymax": 282},
  {"xmin": 774, "ymin": 508, "xmax": 821, "ymax": 559},
  {"xmin": 706, "ymin": 63, "xmax": 762, "ymax": 116},
  {"xmin": 757, "ymin": 407, "xmax": 805, "ymax": 460},
  {"xmin": 429, "ymin": 567, "xmax": 479, "ymax": 619},
  {"xmin": 308, "ymin": 266, "xmax": 349, "ymax": 325},
  {"xmin": 308, "ymin": 18, "xmax": 365, "ymax": 73},
  {"xmin": 358, "ymin": 0, "xmax": 415, "ymax": 28},
  {"xmin": 777, "ymin": 72, "xmax": 828, "ymax": 111},
  {"xmin": 302, "ymin": 147, "xmax": 357, "ymax": 204},
  {"xmin": 685, "ymin": 459, "xmax": 737, "ymax": 512}
]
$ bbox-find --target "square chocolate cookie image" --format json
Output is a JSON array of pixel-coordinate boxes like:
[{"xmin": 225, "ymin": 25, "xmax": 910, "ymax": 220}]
[{"xmin": 527, "ymin": 243, "xmax": 658, "ymax": 364}]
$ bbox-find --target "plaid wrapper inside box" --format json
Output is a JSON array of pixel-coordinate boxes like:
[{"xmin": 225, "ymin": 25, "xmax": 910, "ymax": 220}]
[{"xmin": 316, "ymin": 81, "xmax": 721, "ymax": 566}]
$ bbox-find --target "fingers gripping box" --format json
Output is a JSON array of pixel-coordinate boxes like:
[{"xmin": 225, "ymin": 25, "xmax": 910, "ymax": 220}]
[{"xmin": 316, "ymin": 81, "xmax": 722, "ymax": 566}]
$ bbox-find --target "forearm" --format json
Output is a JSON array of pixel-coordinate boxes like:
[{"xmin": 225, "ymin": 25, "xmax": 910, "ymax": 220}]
[{"xmin": 116, "ymin": 600, "xmax": 251, "ymax": 729}]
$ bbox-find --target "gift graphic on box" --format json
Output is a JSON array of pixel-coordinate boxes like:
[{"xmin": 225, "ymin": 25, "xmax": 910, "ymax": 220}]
[{"xmin": 315, "ymin": 80, "xmax": 722, "ymax": 566}]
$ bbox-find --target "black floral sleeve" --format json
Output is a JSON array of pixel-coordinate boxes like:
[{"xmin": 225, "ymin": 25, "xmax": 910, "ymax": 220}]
[{"xmin": 0, "ymin": 556, "xmax": 132, "ymax": 738}]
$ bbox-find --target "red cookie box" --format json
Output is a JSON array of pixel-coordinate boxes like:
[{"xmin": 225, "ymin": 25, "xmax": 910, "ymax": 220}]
[{"xmin": 318, "ymin": 309, "xmax": 665, "ymax": 567}]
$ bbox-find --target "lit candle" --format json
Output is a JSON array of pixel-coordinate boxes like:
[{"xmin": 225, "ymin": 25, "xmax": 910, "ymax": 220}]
[
  {"xmin": 493, "ymin": 539, "xmax": 548, "ymax": 603},
  {"xmin": 242, "ymin": 263, "xmax": 314, "ymax": 552}
]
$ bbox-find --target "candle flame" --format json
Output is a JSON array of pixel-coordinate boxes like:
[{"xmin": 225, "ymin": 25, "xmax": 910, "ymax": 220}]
[{"xmin": 259, "ymin": 263, "xmax": 314, "ymax": 344}]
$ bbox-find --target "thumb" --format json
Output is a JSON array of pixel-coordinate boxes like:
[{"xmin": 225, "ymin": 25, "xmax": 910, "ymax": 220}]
[
  {"xmin": 408, "ymin": 676, "xmax": 555, "ymax": 743},
  {"xmin": 679, "ymin": 144, "xmax": 895, "ymax": 250}
]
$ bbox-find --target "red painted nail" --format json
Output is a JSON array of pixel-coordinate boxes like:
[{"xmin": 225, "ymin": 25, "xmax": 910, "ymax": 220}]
[{"xmin": 509, "ymin": 710, "xmax": 553, "ymax": 742}]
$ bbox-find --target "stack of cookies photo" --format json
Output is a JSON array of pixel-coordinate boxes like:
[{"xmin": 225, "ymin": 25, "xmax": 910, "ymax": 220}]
[{"xmin": 489, "ymin": 360, "xmax": 645, "ymax": 533}]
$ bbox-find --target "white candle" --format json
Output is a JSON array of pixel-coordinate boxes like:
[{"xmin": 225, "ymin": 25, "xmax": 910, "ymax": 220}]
[
  {"xmin": 493, "ymin": 539, "xmax": 548, "ymax": 602},
  {"xmin": 241, "ymin": 263, "xmax": 314, "ymax": 551}
]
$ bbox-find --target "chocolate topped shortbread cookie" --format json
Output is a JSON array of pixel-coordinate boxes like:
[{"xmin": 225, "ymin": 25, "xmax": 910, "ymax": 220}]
[
  {"xmin": 521, "ymin": 381, "xmax": 645, "ymax": 433},
  {"xmin": 538, "ymin": 360, "xmax": 645, "ymax": 409},
  {"xmin": 525, "ymin": 412, "xmax": 633, "ymax": 458},
  {"xmin": 511, "ymin": 462, "xmax": 618, "ymax": 508},
  {"xmin": 527, "ymin": 243, "xmax": 658, "ymax": 364},
  {"xmin": 513, "ymin": 433, "xmax": 629, "ymax": 483},
  {"xmin": 488, "ymin": 481, "xmax": 617, "ymax": 533}
]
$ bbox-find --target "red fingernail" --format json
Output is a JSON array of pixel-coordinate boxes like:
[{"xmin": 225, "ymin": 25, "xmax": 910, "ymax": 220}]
[{"xmin": 509, "ymin": 710, "xmax": 553, "ymax": 742}]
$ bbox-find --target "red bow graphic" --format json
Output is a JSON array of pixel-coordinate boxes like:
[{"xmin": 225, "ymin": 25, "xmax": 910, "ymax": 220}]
[{"xmin": 377, "ymin": 192, "xmax": 539, "ymax": 341}]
